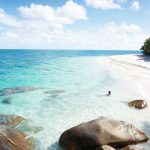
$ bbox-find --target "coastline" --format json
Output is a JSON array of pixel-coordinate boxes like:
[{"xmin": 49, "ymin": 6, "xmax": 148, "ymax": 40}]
[
  {"xmin": 0, "ymin": 51, "xmax": 150, "ymax": 149},
  {"xmin": 98, "ymin": 54, "xmax": 150, "ymax": 99},
  {"xmin": 97, "ymin": 54, "xmax": 150, "ymax": 148}
]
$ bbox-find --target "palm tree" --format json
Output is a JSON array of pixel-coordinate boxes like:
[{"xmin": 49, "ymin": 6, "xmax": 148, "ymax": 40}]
[{"xmin": 140, "ymin": 37, "xmax": 150, "ymax": 55}]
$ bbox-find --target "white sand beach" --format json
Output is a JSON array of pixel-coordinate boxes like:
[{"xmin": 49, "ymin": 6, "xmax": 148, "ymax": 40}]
[
  {"xmin": 97, "ymin": 54, "xmax": 150, "ymax": 148},
  {"xmin": 99, "ymin": 54, "xmax": 150, "ymax": 99}
]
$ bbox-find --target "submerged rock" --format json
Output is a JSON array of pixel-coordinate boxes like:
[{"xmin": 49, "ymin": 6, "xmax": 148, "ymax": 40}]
[
  {"xmin": 128, "ymin": 100, "xmax": 147, "ymax": 109},
  {"xmin": 97, "ymin": 145, "xmax": 116, "ymax": 150},
  {"xmin": 59, "ymin": 117, "xmax": 148, "ymax": 150},
  {"xmin": 44, "ymin": 89, "xmax": 65, "ymax": 95},
  {"xmin": 50, "ymin": 94, "xmax": 58, "ymax": 98},
  {"xmin": 0, "ymin": 114, "xmax": 25, "ymax": 128},
  {"xmin": 0, "ymin": 86, "xmax": 37, "ymax": 96},
  {"xmin": 44, "ymin": 94, "xmax": 58, "ymax": 101},
  {"xmin": 0, "ymin": 125, "xmax": 34, "ymax": 150},
  {"xmin": 17, "ymin": 123, "xmax": 43, "ymax": 134},
  {"xmin": 1, "ymin": 97, "xmax": 12, "ymax": 104},
  {"xmin": 0, "ymin": 114, "xmax": 43, "ymax": 134}
]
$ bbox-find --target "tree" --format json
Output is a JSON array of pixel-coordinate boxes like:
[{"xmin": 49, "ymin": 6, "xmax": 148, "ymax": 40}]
[{"xmin": 140, "ymin": 37, "xmax": 150, "ymax": 55}]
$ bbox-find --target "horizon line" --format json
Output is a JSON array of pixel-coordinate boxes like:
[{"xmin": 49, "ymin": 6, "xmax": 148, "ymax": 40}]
[{"xmin": 0, "ymin": 49, "xmax": 140, "ymax": 51}]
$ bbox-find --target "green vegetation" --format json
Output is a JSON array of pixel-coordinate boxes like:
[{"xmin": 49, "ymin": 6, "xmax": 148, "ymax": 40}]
[{"xmin": 141, "ymin": 37, "xmax": 150, "ymax": 55}]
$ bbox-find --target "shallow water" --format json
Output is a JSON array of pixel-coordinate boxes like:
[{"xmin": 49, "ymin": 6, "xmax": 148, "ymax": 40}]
[{"xmin": 0, "ymin": 50, "xmax": 149, "ymax": 149}]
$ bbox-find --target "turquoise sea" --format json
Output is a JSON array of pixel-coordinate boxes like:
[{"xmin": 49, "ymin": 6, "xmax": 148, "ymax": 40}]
[{"xmin": 0, "ymin": 50, "xmax": 147, "ymax": 150}]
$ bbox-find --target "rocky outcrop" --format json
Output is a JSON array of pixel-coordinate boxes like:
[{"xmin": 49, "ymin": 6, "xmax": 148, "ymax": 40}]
[
  {"xmin": 59, "ymin": 117, "xmax": 148, "ymax": 150},
  {"xmin": 0, "ymin": 125, "xmax": 34, "ymax": 150},
  {"xmin": 128, "ymin": 100, "xmax": 147, "ymax": 109},
  {"xmin": 0, "ymin": 86, "xmax": 37, "ymax": 96},
  {"xmin": 0, "ymin": 114, "xmax": 43, "ymax": 149}
]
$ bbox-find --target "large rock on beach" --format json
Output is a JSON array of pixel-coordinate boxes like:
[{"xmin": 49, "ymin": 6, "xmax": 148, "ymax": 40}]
[
  {"xmin": 59, "ymin": 117, "xmax": 148, "ymax": 150},
  {"xmin": 128, "ymin": 100, "xmax": 147, "ymax": 109},
  {"xmin": 0, "ymin": 86, "xmax": 37, "ymax": 96},
  {"xmin": 0, "ymin": 125, "xmax": 34, "ymax": 150}
]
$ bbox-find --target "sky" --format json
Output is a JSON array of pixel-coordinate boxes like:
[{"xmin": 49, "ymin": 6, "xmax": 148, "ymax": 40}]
[{"xmin": 0, "ymin": 0, "xmax": 150, "ymax": 50}]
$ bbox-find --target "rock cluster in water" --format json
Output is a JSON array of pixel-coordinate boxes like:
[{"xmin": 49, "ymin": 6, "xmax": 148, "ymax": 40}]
[
  {"xmin": 44, "ymin": 89, "xmax": 65, "ymax": 101},
  {"xmin": 0, "ymin": 86, "xmax": 37, "ymax": 96},
  {"xmin": 0, "ymin": 114, "xmax": 25, "ymax": 128},
  {"xmin": 59, "ymin": 117, "xmax": 148, "ymax": 150},
  {"xmin": 0, "ymin": 85, "xmax": 149, "ymax": 150},
  {"xmin": 0, "ymin": 125, "xmax": 33, "ymax": 150},
  {"xmin": 0, "ymin": 114, "xmax": 43, "ymax": 150}
]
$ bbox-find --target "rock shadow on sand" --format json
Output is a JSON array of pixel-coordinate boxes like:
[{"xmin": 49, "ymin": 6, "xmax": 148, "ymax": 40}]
[{"xmin": 137, "ymin": 54, "xmax": 150, "ymax": 62}]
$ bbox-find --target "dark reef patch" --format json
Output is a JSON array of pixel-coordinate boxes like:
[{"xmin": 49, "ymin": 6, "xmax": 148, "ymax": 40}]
[
  {"xmin": 0, "ymin": 86, "xmax": 37, "ymax": 96},
  {"xmin": 44, "ymin": 89, "xmax": 65, "ymax": 95}
]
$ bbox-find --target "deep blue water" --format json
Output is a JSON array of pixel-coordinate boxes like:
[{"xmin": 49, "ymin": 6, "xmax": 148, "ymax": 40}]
[
  {"xmin": 0, "ymin": 50, "xmax": 140, "ymax": 58},
  {"xmin": 0, "ymin": 50, "xmax": 140, "ymax": 70}
]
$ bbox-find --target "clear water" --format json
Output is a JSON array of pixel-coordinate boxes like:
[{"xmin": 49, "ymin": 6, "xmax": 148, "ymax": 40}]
[{"xmin": 1, "ymin": 50, "xmax": 149, "ymax": 150}]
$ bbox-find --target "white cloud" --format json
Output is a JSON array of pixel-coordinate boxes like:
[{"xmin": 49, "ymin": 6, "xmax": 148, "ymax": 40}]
[
  {"xmin": 18, "ymin": 0, "xmax": 87, "ymax": 28},
  {"xmin": 85, "ymin": 0, "xmax": 122, "ymax": 10},
  {"xmin": 0, "ymin": 1, "xmax": 148, "ymax": 50},
  {"xmin": 67, "ymin": 22, "xmax": 147, "ymax": 50},
  {"xmin": 130, "ymin": 0, "xmax": 140, "ymax": 11},
  {"xmin": 0, "ymin": 9, "xmax": 21, "ymax": 27},
  {"xmin": 57, "ymin": 0, "xmax": 87, "ymax": 21},
  {"xmin": 0, "ymin": 1, "xmax": 88, "ymax": 47},
  {"xmin": 106, "ymin": 21, "xmax": 141, "ymax": 33},
  {"xmin": 0, "ymin": 13, "xmax": 148, "ymax": 50}
]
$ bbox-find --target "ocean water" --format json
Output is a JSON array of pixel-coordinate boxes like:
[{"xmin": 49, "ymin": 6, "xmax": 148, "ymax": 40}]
[{"xmin": 0, "ymin": 50, "xmax": 148, "ymax": 149}]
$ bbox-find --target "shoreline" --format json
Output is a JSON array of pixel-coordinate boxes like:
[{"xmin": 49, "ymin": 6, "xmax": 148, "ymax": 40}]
[
  {"xmin": 97, "ymin": 54, "xmax": 150, "ymax": 149},
  {"xmin": 97, "ymin": 54, "xmax": 150, "ymax": 99},
  {"xmin": 0, "ymin": 52, "xmax": 150, "ymax": 149}
]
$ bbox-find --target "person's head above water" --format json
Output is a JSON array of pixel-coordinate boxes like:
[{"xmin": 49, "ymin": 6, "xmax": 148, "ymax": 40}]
[{"xmin": 106, "ymin": 91, "xmax": 111, "ymax": 96}]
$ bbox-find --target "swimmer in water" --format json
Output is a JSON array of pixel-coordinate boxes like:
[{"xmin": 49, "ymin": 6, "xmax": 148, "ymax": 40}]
[{"xmin": 106, "ymin": 91, "xmax": 111, "ymax": 96}]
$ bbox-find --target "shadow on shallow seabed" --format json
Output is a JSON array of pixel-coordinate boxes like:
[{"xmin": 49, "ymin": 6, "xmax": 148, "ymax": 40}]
[
  {"xmin": 47, "ymin": 142, "xmax": 61, "ymax": 150},
  {"xmin": 141, "ymin": 122, "xmax": 150, "ymax": 148}
]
